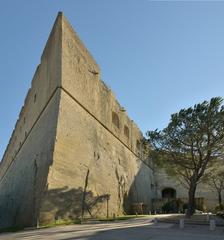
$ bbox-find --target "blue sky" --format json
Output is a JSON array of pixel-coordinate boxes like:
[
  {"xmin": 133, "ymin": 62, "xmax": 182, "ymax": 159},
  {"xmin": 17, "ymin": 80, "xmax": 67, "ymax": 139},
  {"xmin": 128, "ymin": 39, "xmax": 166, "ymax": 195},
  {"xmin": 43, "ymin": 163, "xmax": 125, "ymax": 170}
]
[{"xmin": 1, "ymin": 0, "xmax": 224, "ymax": 160}]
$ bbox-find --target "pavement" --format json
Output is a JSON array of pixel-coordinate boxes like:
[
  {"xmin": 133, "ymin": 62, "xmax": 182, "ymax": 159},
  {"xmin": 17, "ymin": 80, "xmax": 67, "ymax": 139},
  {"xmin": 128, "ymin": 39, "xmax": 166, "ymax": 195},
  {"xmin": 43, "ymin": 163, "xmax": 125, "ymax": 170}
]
[
  {"xmin": 156, "ymin": 213, "xmax": 224, "ymax": 226},
  {"xmin": 0, "ymin": 216, "xmax": 223, "ymax": 240}
]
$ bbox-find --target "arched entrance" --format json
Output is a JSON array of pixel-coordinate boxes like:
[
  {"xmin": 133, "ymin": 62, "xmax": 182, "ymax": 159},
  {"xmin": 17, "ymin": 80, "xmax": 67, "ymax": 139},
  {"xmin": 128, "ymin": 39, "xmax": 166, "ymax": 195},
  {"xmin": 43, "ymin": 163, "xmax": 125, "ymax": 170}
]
[{"xmin": 162, "ymin": 188, "xmax": 176, "ymax": 199}]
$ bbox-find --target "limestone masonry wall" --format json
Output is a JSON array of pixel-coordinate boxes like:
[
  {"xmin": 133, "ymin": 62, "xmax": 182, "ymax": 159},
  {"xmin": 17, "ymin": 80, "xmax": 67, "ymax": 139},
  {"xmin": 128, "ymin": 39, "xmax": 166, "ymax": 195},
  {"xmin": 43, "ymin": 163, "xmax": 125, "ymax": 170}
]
[
  {"xmin": 38, "ymin": 13, "xmax": 154, "ymax": 223},
  {"xmin": 1, "ymin": 12, "xmax": 220, "ymax": 228},
  {"xmin": 0, "ymin": 14, "xmax": 62, "ymax": 181},
  {"xmin": 0, "ymin": 14, "xmax": 63, "ymax": 228},
  {"xmin": 154, "ymin": 168, "xmax": 224, "ymax": 211},
  {"xmin": 60, "ymin": 14, "xmax": 144, "ymax": 156},
  {"xmin": 0, "ymin": 13, "xmax": 154, "ymax": 227}
]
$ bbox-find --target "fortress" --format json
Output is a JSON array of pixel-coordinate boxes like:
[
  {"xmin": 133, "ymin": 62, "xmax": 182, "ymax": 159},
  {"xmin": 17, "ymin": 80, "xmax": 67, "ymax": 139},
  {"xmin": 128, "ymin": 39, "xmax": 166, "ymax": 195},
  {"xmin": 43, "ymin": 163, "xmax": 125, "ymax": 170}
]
[{"xmin": 0, "ymin": 13, "xmax": 222, "ymax": 228}]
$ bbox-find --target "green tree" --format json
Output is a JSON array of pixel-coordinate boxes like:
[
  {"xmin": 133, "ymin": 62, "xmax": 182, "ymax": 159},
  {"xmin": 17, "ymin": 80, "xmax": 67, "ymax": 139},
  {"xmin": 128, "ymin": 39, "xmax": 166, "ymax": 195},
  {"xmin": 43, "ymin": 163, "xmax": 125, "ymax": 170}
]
[{"xmin": 146, "ymin": 97, "xmax": 224, "ymax": 217}]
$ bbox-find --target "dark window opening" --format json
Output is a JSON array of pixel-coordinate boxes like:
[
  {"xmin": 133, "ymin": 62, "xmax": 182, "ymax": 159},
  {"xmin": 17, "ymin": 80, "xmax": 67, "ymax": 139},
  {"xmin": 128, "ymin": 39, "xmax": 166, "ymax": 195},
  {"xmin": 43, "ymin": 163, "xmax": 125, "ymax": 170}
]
[
  {"xmin": 112, "ymin": 112, "xmax": 120, "ymax": 128},
  {"xmin": 136, "ymin": 140, "xmax": 141, "ymax": 150},
  {"xmin": 162, "ymin": 188, "xmax": 176, "ymax": 199},
  {"xmin": 124, "ymin": 125, "xmax": 129, "ymax": 138}
]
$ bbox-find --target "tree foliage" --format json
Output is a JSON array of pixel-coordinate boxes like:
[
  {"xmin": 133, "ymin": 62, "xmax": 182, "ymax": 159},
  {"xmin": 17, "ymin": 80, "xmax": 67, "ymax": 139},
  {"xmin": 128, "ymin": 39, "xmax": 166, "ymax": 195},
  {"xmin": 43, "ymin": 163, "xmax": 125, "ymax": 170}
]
[{"xmin": 146, "ymin": 97, "xmax": 224, "ymax": 216}]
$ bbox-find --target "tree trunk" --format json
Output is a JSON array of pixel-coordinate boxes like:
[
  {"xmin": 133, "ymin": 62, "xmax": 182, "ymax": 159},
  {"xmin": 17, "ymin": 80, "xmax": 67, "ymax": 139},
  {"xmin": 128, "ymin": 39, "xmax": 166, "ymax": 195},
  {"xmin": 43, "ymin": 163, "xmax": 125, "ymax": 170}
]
[
  {"xmin": 218, "ymin": 191, "xmax": 222, "ymax": 207},
  {"xmin": 186, "ymin": 182, "xmax": 197, "ymax": 218}
]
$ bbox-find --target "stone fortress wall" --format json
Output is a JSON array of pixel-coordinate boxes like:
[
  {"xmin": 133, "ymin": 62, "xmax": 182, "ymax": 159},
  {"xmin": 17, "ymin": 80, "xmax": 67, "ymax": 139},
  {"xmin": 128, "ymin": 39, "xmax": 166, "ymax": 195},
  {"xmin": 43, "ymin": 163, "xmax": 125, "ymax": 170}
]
[
  {"xmin": 0, "ymin": 14, "xmax": 63, "ymax": 228},
  {"xmin": 39, "ymin": 12, "xmax": 155, "ymax": 224},
  {"xmin": 154, "ymin": 168, "xmax": 224, "ymax": 212},
  {"xmin": 0, "ymin": 12, "xmax": 220, "ymax": 229},
  {"xmin": 0, "ymin": 23, "xmax": 61, "ymax": 181},
  {"xmin": 0, "ymin": 13, "xmax": 155, "ymax": 228}
]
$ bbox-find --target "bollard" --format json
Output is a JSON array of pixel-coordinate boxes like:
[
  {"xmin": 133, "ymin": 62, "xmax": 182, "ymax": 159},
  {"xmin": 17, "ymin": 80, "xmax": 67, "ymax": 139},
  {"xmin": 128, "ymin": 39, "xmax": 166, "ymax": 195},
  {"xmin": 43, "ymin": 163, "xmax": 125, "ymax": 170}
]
[
  {"xmin": 154, "ymin": 218, "xmax": 158, "ymax": 225},
  {"xmin": 206, "ymin": 214, "xmax": 210, "ymax": 222},
  {"xmin": 149, "ymin": 211, "xmax": 151, "ymax": 215},
  {"xmin": 209, "ymin": 219, "xmax": 216, "ymax": 231},
  {"xmin": 36, "ymin": 218, "xmax": 39, "ymax": 229},
  {"xmin": 179, "ymin": 219, "xmax": 184, "ymax": 229}
]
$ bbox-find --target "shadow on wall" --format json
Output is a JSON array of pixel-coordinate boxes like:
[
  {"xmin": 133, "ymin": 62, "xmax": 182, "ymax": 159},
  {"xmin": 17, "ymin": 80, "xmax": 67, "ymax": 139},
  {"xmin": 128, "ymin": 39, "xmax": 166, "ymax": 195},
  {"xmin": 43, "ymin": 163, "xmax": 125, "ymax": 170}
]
[
  {"xmin": 40, "ymin": 186, "xmax": 110, "ymax": 224},
  {"xmin": 122, "ymin": 161, "xmax": 154, "ymax": 215},
  {"xmin": 40, "ymin": 160, "xmax": 153, "ymax": 225},
  {"xmin": 0, "ymin": 150, "xmax": 55, "ymax": 229}
]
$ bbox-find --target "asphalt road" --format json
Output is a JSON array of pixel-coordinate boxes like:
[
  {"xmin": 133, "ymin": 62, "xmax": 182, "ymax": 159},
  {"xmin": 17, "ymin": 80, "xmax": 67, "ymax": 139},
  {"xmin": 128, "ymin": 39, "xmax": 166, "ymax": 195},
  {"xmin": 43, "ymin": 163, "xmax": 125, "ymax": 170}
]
[{"xmin": 0, "ymin": 217, "xmax": 223, "ymax": 240}]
